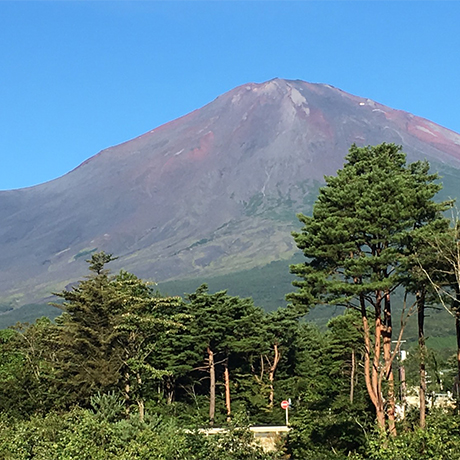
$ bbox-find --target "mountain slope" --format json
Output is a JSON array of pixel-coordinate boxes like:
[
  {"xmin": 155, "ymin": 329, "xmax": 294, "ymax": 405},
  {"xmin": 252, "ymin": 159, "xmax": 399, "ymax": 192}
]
[{"xmin": 2, "ymin": 78, "xmax": 460, "ymax": 307}]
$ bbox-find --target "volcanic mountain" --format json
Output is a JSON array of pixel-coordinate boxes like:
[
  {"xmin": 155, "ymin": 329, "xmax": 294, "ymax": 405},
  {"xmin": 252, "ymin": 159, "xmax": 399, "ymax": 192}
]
[{"xmin": 2, "ymin": 78, "xmax": 460, "ymax": 311}]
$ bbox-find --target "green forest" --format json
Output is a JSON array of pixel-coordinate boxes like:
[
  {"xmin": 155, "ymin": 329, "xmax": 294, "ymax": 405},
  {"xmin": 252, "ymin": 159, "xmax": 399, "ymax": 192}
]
[{"xmin": 3, "ymin": 143, "xmax": 460, "ymax": 459}]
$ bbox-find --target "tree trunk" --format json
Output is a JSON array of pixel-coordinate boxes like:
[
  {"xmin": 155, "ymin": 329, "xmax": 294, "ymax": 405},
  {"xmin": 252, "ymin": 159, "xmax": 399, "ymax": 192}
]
[
  {"xmin": 417, "ymin": 289, "xmax": 426, "ymax": 429},
  {"xmin": 383, "ymin": 290, "xmax": 396, "ymax": 437},
  {"xmin": 350, "ymin": 348, "xmax": 355, "ymax": 404},
  {"xmin": 124, "ymin": 370, "xmax": 130, "ymax": 416},
  {"xmin": 360, "ymin": 294, "xmax": 384, "ymax": 430},
  {"xmin": 224, "ymin": 357, "xmax": 231, "ymax": 420},
  {"xmin": 268, "ymin": 342, "xmax": 281, "ymax": 409},
  {"xmin": 452, "ymin": 285, "xmax": 460, "ymax": 413},
  {"xmin": 137, "ymin": 399, "xmax": 145, "ymax": 421},
  {"xmin": 208, "ymin": 346, "xmax": 216, "ymax": 426},
  {"xmin": 136, "ymin": 372, "xmax": 145, "ymax": 422},
  {"xmin": 164, "ymin": 376, "xmax": 175, "ymax": 405},
  {"xmin": 400, "ymin": 362, "xmax": 406, "ymax": 416},
  {"xmin": 360, "ymin": 294, "xmax": 377, "ymax": 406},
  {"xmin": 456, "ymin": 309, "xmax": 460, "ymax": 413}
]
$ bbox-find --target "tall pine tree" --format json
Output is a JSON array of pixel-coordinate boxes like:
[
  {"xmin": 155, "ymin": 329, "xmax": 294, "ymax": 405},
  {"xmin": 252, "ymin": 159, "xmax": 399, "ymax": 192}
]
[{"xmin": 289, "ymin": 143, "xmax": 449, "ymax": 435}]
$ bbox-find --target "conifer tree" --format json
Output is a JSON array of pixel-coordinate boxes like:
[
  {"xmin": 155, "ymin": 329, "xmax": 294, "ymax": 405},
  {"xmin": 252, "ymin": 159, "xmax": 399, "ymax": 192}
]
[
  {"xmin": 259, "ymin": 307, "xmax": 299, "ymax": 411},
  {"xmin": 52, "ymin": 253, "xmax": 125, "ymax": 404},
  {"xmin": 327, "ymin": 310, "xmax": 365, "ymax": 406},
  {"xmin": 184, "ymin": 285, "xmax": 265, "ymax": 425},
  {"xmin": 400, "ymin": 218, "xmax": 451, "ymax": 427},
  {"xmin": 289, "ymin": 143, "xmax": 449, "ymax": 435},
  {"xmin": 52, "ymin": 252, "xmax": 182, "ymax": 416},
  {"xmin": 113, "ymin": 271, "xmax": 184, "ymax": 420},
  {"xmin": 413, "ymin": 217, "xmax": 460, "ymax": 412}
]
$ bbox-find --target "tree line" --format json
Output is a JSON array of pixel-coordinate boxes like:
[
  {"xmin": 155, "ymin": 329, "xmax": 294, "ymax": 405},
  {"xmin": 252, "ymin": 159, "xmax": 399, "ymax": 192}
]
[{"xmin": 2, "ymin": 143, "xmax": 460, "ymax": 458}]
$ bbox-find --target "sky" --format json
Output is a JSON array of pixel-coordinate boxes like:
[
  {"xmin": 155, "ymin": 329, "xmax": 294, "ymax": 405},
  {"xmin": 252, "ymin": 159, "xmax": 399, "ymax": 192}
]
[{"xmin": 1, "ymin": 1, "xmax": 460, "ymax": 191}]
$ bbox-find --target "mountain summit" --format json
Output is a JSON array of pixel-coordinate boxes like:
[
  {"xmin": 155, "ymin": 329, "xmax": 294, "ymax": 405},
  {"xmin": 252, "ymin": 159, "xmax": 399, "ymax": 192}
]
[{"xmin": 2, "ymin": 78, "xmax": 460, "ymax": 306}]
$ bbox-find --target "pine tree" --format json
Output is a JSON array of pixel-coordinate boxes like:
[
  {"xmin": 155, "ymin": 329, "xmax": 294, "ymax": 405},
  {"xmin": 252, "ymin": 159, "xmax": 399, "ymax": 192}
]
[
  {"xmin": 182, "ymin": 285, "xmax": 266, "ymax": 425},
  {"xmin": 259, "ymin": 307, "xmax": 299, "ymax": 411},
  {"xmin": 400, "ymin": 217, "xmax": 451, "ymax": 427},
  {"xmin": 327, "ymin": 310, "xmax": 366, "ymax": 407},
  {"xmin": 289, "ymin": 143, "xmax": 449, "ymax": 435}
]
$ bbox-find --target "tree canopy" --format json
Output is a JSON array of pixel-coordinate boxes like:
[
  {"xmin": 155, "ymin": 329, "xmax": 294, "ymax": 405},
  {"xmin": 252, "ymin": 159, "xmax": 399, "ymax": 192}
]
[{"xmin": 289, "ymin": 143, "xmax": 450, "ymax": 435}]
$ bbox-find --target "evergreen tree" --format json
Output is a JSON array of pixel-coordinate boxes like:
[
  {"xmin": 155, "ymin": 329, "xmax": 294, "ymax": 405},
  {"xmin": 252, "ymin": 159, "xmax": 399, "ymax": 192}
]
[
  {"xmin": 112, "ymin": 270, "xmax": 184, "ymax": 420},
  {"xmin": 258, "ymin": 307, "xmax": 300, "ymax": 413},
  {"xmin": 51, "ymin": 253, "xmax": 126, "ymax": 404},
  {"xmin": 327, "ymin": 309, "xmax": 366, "ymax": 408},
  {"xmin": 412, "ymin": 216, "xmax": 460, "ymax": 411},
  {"xmin": 182, "ymin": 285, "xmax": 266, "ymax": 425},
  {"xmin": 51, "ymin": 252, "xmax": 182, "ymax": 416},
  {"xmin": 400, "ymin": 217, "xmax": 451, "ymax": 427},
  {"xmin": 289, "ymin": 143, "xmax": 449, "ymax": 435}
]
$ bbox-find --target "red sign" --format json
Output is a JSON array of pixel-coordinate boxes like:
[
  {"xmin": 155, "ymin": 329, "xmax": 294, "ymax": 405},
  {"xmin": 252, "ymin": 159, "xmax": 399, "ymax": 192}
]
[{"xmin": 280, "ymin": 400, "xmax": 289, "ymax": 410}]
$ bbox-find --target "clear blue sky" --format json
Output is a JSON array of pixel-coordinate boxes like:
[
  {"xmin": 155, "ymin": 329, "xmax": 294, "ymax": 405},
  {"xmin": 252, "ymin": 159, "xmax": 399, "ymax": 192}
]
[{"xmin": 1, "ymin": 1, "xmax": 459, "ymax": 190}]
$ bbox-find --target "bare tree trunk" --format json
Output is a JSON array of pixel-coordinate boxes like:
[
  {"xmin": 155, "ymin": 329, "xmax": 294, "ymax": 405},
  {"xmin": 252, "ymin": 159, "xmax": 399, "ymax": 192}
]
[
  {"xmin": 372, "ymin": 316, "xmax": 386, "ymax": 432},
  {"xmin": 360, "ymin": 294, "xmax": 377, "ymax": 406},
  {"xmin": 417, "ymin": 289, "xmax": 426, "ymax": 429},
  {"xmin": 384, "ymin": 290, "xmax": 396, "ymax": 437},
  {"xmin": 165, "ymin": 376, "xmax": 175, "ymax": 405},
  {"xmin": 224, "ymin": 357, "xmax": 231, "ymax": 420},
  {"xmin": 124, "ymin": 370, "xmax": 130, "ymax": 416},
  {"xmin": 374, "ymin": 295, "xmax": 386, "ymax": 432},
  {"xmin": 350, "ymin": 348, "xmax": 355, "ymax": 404},
  {"xmin": 136, "ymin": 372, "xmax": 145, "ymax": 422},
  {"xmin": 400, "ymin": 363, "xmax": 406, "ymax": 413},
  {"xmin": 208, "ymin": 346, "xmax": 216, "ymax": 426},
  {"xmin": 455, "ymin": 309, "xmax": 460, "ymax": 413},
  {"xmin": 268, "ymin": 342, "xmax": 281, "ymax": 409},
  {"xmin": 360, "ymin": 293, "xmax": 384, "ymax": 430},
  {"xmin": 137, "ymin": 399, "xmax": 145, "ymax": 422}
]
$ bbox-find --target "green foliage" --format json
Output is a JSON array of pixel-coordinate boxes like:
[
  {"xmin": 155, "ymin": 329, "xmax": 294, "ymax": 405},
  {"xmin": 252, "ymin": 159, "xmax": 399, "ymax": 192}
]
[
  {"xmin": 0, "ymin": 317, "xmax": 63, "ymax": 416},
  {"xmin": 286, "ymin": 409, "xmax": 369, "ymax": 459},
  {"xmin": 0, "ymin": 409, "xmax": 282, "ymax": 460},
  {"xmin": 51, "ymin": 258, "xmax": 127, "ymax": 404},
  {"xmin": 163, "ymin": 284, "xmax": 268, "ymax": 424},
  {"xmin": 289, "ymin": 143, "xmax": 450, "ymax": 433},
  {"xmin": 362, "ymin": 411, "xmax": 460, "ymax": 460},
  {"xmin": 325, "ymin": 310, "xmax": 371, "ymax": 411},
  {"xmin": 86, "ymin": 251, "xmax": 118, "ymax": 274},
  {"xmin": 289, "ymin": 143, "xmax": 449, "ymax": 310},
  {"xmin": 90, "ymin": 391, "xmax": 125, "ymax": 422},
  {"xmin": 0, "ymin": 328, "xmax": 22, "ymax": 384},
  {"xmin": 45, "ymin": 253, "xmax": 184, "ymax": 414}
]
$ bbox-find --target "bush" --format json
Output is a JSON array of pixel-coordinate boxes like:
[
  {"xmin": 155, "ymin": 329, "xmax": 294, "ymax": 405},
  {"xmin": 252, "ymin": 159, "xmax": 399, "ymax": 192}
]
[
  {"xmin": 0, "ymin": 409, "xmax": 284, "ymax": 459},
  {"xmin": 362, "ymin": 411, "xmax": 460, "ymax": 460}
]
